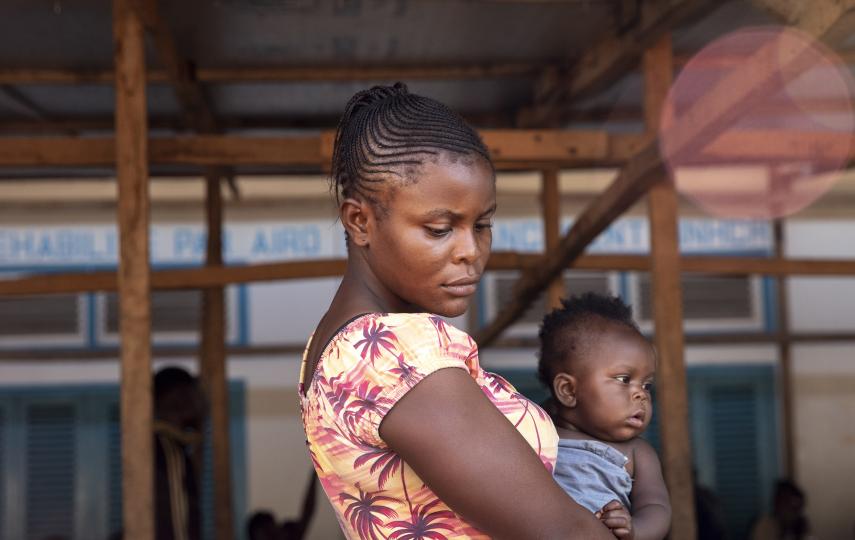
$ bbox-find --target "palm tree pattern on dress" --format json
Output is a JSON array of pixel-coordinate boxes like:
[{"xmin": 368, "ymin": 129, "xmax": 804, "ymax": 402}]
[{"xmin": 299, "ymin": 313, "xmax": 559, "ymax": 539}]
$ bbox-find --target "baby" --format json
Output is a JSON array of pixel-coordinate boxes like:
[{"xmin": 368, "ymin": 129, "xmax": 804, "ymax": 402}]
[{"xmin": 538, "ymin": 293, "xmax": 672, "ymax": 540}]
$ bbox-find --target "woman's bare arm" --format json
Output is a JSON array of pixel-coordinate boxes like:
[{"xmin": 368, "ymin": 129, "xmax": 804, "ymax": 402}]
[{"xmin": 380, "ymin": 368, "xmax": 613, "ymax": 540}]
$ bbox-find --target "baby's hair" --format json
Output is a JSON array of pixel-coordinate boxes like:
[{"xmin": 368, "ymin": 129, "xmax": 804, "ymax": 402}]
[
  {"xmin": 537, "ymin": 292, "xmax": 643, "ymax": 397},
  {"xmin": 330, "ymin": 82, "xmax": 492, "ymax": 210}
]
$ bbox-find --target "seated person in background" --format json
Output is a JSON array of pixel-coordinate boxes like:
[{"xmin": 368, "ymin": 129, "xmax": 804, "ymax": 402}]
[
  {"xmin": 537, "ymin": 293, "xmax": 672, "ymax": 540},
  {"xmin": 750, "ymin": 479, "xmax": 813, "ymax": 540},
  {"xmin": 246, "ymin": 472, "xmax": 317, "ymax": 540},
  {"xmin": 154, "ymin": 366, "xmax": 206, "ymax": 540},
  {"xmin": 246, "ymin": 511, "xmax": 279, "ymax": 540}
]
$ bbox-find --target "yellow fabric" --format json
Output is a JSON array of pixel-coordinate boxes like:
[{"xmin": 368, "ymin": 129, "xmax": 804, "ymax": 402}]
[{"xmin": 299, "ymin": 312, "xmax": 558, "ymax": 539}]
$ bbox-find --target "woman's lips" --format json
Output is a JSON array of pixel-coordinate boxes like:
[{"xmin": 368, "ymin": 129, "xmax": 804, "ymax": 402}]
[
  {"xmin": 442, "ymin": 277, "xmax": 480, "ymax": 297},
  {"xmin": 442, "ymin": 283, "xmax": 478, "ymax": 297}
]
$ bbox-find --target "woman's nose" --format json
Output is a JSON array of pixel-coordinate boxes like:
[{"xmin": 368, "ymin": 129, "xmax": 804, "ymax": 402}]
[{"xmin": 452, "ymin": 229, "xmax": 479, "ymax": 264}]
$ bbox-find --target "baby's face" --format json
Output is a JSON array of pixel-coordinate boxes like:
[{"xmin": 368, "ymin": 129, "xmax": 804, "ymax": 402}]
[{"xmin": 563, "ymin": 324, "xmax": 656, "ymax": 442}]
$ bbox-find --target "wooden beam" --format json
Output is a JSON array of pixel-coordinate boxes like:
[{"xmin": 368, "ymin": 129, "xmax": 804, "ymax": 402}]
[
  {"xmin": 643, "ymin": 34, "xmax": 697, "ymax": 540},
  {"xmin": 774, "ymin": 220, "xmax": 797, "ymax": 478},
  {"xmin": 0, "ymin": 63, "xmax": 538, "ymax": 85},
  {"xmin": 6, "ymin": 254, "xmax": 855, "ymax": 297},
  {"xmin": 5, "ymin": 42, "xmax": 855, "ymax": 87},
  {"xmin": 199, "ymin": 175, "xmax": 233, "ymax": 540},
  {"xmin": 0, "ymin": 109, "xmax": 518, "ymax": 136},
  {"xmin": 517, "ymin": 0, "xmax": 715, "ymax": 127},
  {"xmin": 751, "ymin": 0, "xmax": 855, "ymax": 38},
  {"xmin": 541, "ymin": 168, "xmax": 564, "ymax": 309},
  {"xmin": 137, "ymin": 6, "xmax": 238, "ymax": 528},
  {"xmin": 114, "ymin": 0, "xmax": 153, "ymax": 538},
  {"xmin": 491, "ymin": 331, "xmax": 855, "ymax": 350},
  {"xmin": 0, "ymin": 130, "xmax": 612, "ymax": 168},
  {"xmin": 2, "ymin": 129, "xmax": 852, "ymax": 168},
  {"xmin": 4, "ymin": 330, "xmax": 855, "ymax": 361}
]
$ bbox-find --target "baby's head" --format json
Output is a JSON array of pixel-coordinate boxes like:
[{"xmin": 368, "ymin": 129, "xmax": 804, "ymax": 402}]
[{"xmin": 537, "ymin": 293, "xmax": 656, "ymax": 442}]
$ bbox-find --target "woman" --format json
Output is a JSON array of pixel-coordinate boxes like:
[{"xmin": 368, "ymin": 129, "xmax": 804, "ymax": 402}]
[{"xmin": 299, "ymin": 83, "xmax": 613, "ymax": 539}]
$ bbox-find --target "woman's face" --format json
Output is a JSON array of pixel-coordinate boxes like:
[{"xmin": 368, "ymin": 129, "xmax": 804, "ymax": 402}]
[{"xmin": 363, "ymin": 154, "xmax": 496, "ymax": 317}]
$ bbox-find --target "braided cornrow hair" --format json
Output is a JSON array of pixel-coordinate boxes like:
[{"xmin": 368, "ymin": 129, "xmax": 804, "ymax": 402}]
[{"xmin": 331, "ymin": 82, "xmax": 493, "ymax": 209}]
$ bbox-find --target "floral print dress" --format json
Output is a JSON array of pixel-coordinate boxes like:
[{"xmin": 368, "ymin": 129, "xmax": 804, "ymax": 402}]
[{"xmin": 299, "ymin": 312, "xmax": 558, "ymax": 540}]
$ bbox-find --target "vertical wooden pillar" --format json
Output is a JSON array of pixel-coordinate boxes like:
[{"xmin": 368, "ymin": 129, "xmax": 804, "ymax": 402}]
[
  {"xmin": 774, "ymin": 220, "xmax": 796, "ymax": 477},
  {"xmin": 200, "ymin": 174, "xmax": 234, "ymax": 540},
  {"xmin": 644, "ymin": 34, "xmax": 697, "ymax": 540},
  {"xmin": 541, "ymin": 168, "xmax": 565, "ymax": 309},
  {"xmin": 113, "ymin": 0, "xmax": 153, "ymax": 538}
]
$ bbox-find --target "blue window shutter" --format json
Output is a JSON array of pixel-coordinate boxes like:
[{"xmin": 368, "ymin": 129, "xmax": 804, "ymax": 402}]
[
  {"xmin": 0, "ymin": 406, "xmax": 5, "ymax": 540},
  {"xmin": 202, "ymin": 420, "xmax": 214, "ymax": 540},
  {"xmin": 708, "ymin": 385, "xmax": 762, "ymax": 539},
  {"xmin": 107, "ymin": 403, "xmax": 122, "ymax": 536},
  {"xmin": 201, "ymin": 381, "xmax": 247, "ymax": 540},
  {"xmin": 25, "ymin": 403, "xmax": 76, "ymax": 540}
]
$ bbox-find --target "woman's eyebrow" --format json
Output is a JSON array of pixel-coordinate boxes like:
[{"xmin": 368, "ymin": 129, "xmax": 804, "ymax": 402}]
[
  {"xmin": 423, "ymin": 208, "xmax": 459, "ymax": 220},
  {"xmin": 422, "ymin": 203, "xmax": 496, "ymax": 221}
]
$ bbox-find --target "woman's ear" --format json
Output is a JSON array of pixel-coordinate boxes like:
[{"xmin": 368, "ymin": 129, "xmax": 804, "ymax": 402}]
[
  {"xmin": 341, "ymin": 197, "xmax": 373, "ymax": 247},
  {"xmin": 553, "ymin": 372, "xmax": 577, "ymax": 408}
]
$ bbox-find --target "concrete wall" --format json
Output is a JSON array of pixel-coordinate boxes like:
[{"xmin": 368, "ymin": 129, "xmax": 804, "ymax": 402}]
[{"xmin": 787, "ymin": 219, "xmax": 855, "ymax": 540}]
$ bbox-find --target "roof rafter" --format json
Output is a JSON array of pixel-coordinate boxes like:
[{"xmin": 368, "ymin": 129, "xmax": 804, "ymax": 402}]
[
  {"xmin": 0, "ymin": 63, "xmax": 539, "ymax": 85},
  {"xmin": 0, "ymin": 130, "xmax": 850, "ymax": 169}
]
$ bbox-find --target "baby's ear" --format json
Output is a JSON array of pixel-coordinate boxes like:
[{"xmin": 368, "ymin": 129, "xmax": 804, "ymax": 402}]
[{"xmin": 553, "ymin": 373, "xmax": 577, "ymax": 408}]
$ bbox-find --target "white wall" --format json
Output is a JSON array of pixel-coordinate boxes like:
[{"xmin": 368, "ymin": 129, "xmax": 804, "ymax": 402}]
[{"xmin": 791, "ymin": 345, "xmax": 855, "ymax": 540}]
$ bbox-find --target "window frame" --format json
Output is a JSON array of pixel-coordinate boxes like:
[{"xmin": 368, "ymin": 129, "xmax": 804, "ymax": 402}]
[
  {"xmin": 0, "ymin": 271, "xmax": 88, "ymax": 350},
  {"xmin": 624, "ymin": 271, "xmax": 768, "ymax": 334}
]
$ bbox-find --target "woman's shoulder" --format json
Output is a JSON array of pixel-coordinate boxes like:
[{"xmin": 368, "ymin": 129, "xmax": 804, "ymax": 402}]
[{"xmin": 343, "ymin": 312, "xmax": 473, "ymax": 343}]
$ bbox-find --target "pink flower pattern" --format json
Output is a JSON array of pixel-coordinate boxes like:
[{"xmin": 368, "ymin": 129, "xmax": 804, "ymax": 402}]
[{"xmin": 299, "ymin": 313, "xmax": 558, "ymax": 539}]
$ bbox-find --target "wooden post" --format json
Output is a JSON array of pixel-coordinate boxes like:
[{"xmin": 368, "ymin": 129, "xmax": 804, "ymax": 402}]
[
  {"xmin": 644, "ymin": 34, "xmax": 697, "ymax": 540},
  {"xmin": 113, "ymin": 0, "xmax": 153, "ymax": 538},
  {"xmin": 774, "ymin": 220, "xmax": 796, "ymax": 477},
  {"xmin": 541, "ymin": 168, "xmax": 564, "ymax": 309},
  {"xmin": 200, "ymin": 174, "xmax": 234, "ymax": 539}
]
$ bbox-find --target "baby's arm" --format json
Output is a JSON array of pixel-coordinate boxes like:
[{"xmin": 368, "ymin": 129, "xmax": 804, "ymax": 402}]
[{"xmin": 628, "ymin": 438, "xmax": 672, "ymax": 540}]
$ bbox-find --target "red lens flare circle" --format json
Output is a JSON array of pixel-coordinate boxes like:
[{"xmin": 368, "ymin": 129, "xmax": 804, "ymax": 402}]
[{"xmin": 660, "ymin": 26, "xmax": 855, "ymax": 219}]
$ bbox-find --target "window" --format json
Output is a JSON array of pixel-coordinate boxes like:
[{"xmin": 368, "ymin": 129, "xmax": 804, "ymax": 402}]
[
  {"xmin": 0, "ymin": 408, "xmax": 4, "ymax": 540},
  {"xmin": 0, "ymin": 287, "xmax": 85, "ymax": 348},
  {"xmin": 0, "ymin": 384, "xmax": 246, "ymax": 540},
  {"xmin": 26, "ymin": 404, "xmax": 76, "ymax": 540},
  {"xmin": 96, "ymin": 287, "xmax": 240, "ymax": 346},
  {"xmin": 482, "ymin": 271, "xmax": 618, "ymax": 337},
  {"xmin": 629, "ymin": 273, "xmax": 767, "ymax": 333},
  {"xmin": 105, "ymin": 289, "xmax": 203, "ymax": 334}
]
